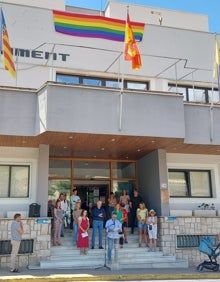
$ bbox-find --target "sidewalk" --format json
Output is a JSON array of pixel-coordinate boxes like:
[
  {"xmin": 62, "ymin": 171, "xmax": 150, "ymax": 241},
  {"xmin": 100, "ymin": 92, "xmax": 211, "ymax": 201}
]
[{"xmin": 1, "ymin": 266, "xmax": 220, "ymax": 282}]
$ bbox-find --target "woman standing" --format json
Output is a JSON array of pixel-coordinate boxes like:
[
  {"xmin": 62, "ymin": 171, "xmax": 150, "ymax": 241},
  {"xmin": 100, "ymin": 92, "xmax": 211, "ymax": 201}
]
[
  {"xmin": 136, "ymin": 202, "xmax": 148, "ymax": 247},
  {"xmin": 53, "ymin": 199, "xmax": 63, "ymax": 246},
  {"xmin": 119, "ymin": 189, "xmax": 130, "ymax": 214},
  {"xmin": 77, "ymin": 209, "xmax": 90, "ymax": 254},
  {"xmin": 108, "ymin": 192, "xmax": 117, "ymax": 218},
  {"xmin": 72, "ymin": 201, "xmax": 82, "ymax": 245}
]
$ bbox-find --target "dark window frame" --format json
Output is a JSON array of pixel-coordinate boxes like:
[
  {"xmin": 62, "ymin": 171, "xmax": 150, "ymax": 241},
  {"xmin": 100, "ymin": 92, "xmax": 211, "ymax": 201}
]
[
  {"xmin": 0, "ymin": 165, "xmax": 30, "ymax": 198},
  {"xmin": 168, "ymin": 84, "xmax": 219, "ymax": 104},
  {"xmin": 168, "ymin": 169, "xmax": 212, "ymax": 198},
  {"xmin": 56, "ymin": 73, "xmax": 149, "ymax": 91}
]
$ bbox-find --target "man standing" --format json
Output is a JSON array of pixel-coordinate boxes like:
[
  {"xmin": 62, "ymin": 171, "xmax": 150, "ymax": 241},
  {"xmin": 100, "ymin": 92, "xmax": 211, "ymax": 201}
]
[
  {"xmin": 10, "ymin": 213, "xmax": 24, "ymax": 273},
  {"xmin": 105, "ymin": 211, "xmax": 122, "ymax": 263},
  {"xmin": 91, "ymin": 200, "xmax": 106, "ymax": 249},
  {"xmin": 59, "ymin": 193, "xmax": 68, "ymax": 237},
  {"xmin": 70, "ymin": 188, "xmax": 81, "ymax": 229},
  {"xmin": 129, "ymin": 189, "xmax": 143, "ymax": 234}
]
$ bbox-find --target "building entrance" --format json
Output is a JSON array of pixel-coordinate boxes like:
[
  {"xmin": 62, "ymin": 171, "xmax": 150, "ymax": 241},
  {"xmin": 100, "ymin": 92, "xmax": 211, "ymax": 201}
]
[
  {"xmin": 48, "ymin": 158, "xmax": 137, "ymax": 224},
  {"xmin": 75, "ymin": 184, "xmax": 109, "ymax": 219}
]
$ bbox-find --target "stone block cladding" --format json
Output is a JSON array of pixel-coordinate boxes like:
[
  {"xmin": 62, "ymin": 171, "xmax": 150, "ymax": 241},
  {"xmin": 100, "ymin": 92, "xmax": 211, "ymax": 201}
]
[
  {"xmin": 0, "ymin": 218, "xmax": 51, "ymax": 268},
  {"xmin": 158, "ymin": 216, "xmax": 220, "ymax": 266}
]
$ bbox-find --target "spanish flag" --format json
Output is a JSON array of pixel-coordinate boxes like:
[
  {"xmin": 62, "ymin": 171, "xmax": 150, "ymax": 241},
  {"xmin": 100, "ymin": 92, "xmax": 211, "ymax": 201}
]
[
  {"xmin": 1, "ymin": 8, "xmax": 16, "ymax": 78},
  {"xmin": 124, "ymin": 13, "xmax": 142, "ymax": 70}
]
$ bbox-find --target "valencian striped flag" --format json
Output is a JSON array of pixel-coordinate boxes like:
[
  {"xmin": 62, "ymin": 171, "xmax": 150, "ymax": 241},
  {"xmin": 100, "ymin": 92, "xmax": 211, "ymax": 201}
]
[
  {"xmin": 124, "ymin": 13, "xmax": 142, "ymax": 70},
  {"xmin": 53, "ymin": 10, "xmax": 145, "ymax": 42},
  {"xmin": 0, "ymin": 8, "xmax": 16, "ymax": 78}
]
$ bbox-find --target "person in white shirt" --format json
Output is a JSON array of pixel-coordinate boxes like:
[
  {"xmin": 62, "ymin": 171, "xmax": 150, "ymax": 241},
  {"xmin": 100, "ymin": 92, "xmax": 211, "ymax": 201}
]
[
  {"xmin": 59, "ymin": 193, "xmax": 68, "ymax": 237},
  {"xmin": 105, "ymin": 211, "xmax": 122, "ymax": 263},
  {"xmin": 70, "ymin": 188, "xmax": 81, "ymax": 229},
  {"xmin": 146, "ymin": 209, "xmax": 158, "ymax": 251}
]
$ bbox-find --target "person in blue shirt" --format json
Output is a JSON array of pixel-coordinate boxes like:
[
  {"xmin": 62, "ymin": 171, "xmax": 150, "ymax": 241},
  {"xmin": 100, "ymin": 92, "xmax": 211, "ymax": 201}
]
[
  {"xmin": 105, "ymin": 211, "xmax": 122, "ymax": 263},
  {"xmin": 91, "ymin": 200, "xmax": 106, "ymax": 249}
]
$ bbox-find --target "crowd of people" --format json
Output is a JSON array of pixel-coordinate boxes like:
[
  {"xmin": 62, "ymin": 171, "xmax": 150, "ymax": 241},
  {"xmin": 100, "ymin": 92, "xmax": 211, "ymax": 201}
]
[
  {"xmin": 9, "ymin": 188, "xmax": 157, "ymax": 273},
  {"xmin": 51, "ymin": 187, "xmax": 158, "ymax": 260}
]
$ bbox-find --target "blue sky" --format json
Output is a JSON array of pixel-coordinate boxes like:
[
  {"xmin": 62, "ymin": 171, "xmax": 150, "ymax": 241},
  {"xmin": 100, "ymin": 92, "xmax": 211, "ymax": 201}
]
[{"xmin": 65, "ymin": 0, "xmax": 220, "ymax": 33}]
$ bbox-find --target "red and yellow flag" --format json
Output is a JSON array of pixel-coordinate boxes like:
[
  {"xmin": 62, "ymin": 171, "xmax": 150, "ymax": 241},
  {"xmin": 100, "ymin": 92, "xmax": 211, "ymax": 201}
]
[
  {"xmin": 124, "ymin": 13, "xmax": 142, "ymax": 70},
  {"xmin": 1, "ymin": 8, "xmax": 16, "ymax": 78}
]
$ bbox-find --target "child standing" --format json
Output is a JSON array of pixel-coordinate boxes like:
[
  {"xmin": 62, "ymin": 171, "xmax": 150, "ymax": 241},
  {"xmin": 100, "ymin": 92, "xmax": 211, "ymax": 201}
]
[{"xmin": 146, "ymin": 209, "xmax": 158, "ymax": 251}]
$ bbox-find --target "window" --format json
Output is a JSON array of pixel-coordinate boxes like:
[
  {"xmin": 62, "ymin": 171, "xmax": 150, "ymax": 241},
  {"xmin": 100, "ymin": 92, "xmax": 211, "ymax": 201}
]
[
  {"xmin": 105, "ymin": 79, "xmax": 121, "ymax": 88},
  {"xmin": 112, "ymin": 162, "xmax": 135, "ymax": 178},
  {"xmin": 168, "ymin": 84, "xmax": 219, "ymax": 104},
  {"xmin": 168, "ymin": 85, "xmax": 187, "ymax": 100},
  {"xmin": 56, "ymin": 74, "xmax": 79, "ymax": 84},
  {"xmin": 83, "ymin": 77, "xmax": 102, "ymax": 86},
  {"xmin": 126, "ymin": 81, "xmax": 147, "ymax": 90},
  {"xmin": 73, "ymin": 160, "xmax": 110, "ymax": 179},
  {"xmin": 49, "ymin": 160, "xmax": 71, "ymax": 178},
  {"xmin": 0, "ymin": 165, "xmax": 30, "ymax": 198},
  {"xmin": 56, "ymin": 74, "xmax": 149, "ymax": 91},
  {"xmin": 168, "ymin": 169, "xmax": 212, "ymax": 197}
]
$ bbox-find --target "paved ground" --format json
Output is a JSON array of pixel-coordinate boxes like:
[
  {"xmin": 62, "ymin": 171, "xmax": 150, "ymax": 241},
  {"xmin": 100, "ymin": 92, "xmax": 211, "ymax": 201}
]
[{"xmin": 1, "ymin": 266, "xmax": 220, "ymax": 282}]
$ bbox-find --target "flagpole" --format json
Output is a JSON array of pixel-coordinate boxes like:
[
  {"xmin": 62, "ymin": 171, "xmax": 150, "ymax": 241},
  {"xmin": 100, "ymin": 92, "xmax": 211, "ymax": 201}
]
[
  {"xmin": 15, "ymin": 48, "xmax": 19, "ymax": 87},
  {"xmin": 119, "ymin": 52, "xmax": 123, "ymax": 132},
  {"xmin": 119, "ymin": 6, "xmax": 129, "ymax": 132},
  {"xmin": 210, "ymin": 34, "xmax": 218, "ymax": 143}
]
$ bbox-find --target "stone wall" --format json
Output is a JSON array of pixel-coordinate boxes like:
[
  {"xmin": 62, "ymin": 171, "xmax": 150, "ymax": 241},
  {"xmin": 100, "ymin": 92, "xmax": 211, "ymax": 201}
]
[
  {"xmin": 0, "ymin": 218, "xmax": 51, "ymax": 268},
  {"xmin": 158, "ymin": 216, "xmax": 220, "ymax": 266}
]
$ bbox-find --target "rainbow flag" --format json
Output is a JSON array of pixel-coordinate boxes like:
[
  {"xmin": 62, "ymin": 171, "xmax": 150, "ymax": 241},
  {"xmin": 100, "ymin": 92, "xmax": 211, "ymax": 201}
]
[{"xmin": 53, "ymin": 10, "xmax": 145, "ymax": 42}]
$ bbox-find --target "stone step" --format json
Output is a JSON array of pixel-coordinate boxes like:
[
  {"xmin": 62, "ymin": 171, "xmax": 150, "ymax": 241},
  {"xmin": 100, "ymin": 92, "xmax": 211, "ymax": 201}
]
[
  {"xmin": 28, "ymin": 228, "xmax": 189, "ymax": 270},
  {"xmin": 119, "ymin": 260, "xmax": 189, "ymax": 269},
  {"xmin": 49, "ymin": 250, "xmax": 168, "ymax": 261},
  {"xmin": 50, "ymin": 244, "xmax": 155, "ymax": 253},
  {"xmin": 38, "ymin": 255, "xmax": 187, "ymax": 270}
]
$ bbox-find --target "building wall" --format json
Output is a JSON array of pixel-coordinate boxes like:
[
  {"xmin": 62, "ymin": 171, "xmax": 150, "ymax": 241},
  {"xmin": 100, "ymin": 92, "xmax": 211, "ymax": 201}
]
[
  {"xmin": 0, "ymin": 147, "xmax": 39, "ymax": 217},
  {"xmin": 159, "ymin": 216, "xmax": 220, "ymax": 266},
  {"xmin": 0, "ymin": 2, "xmax": 217, "ymax": 87},
  {"xmin": 138, "ymin": 150, "xmax": 162, "ymax": 215},
  {"xmin": 37, "ymin": 145, "xmax": 49, "ymax": 217},
  {"xmin": 138, "ymin": 150, "xmax": 169, "ymax": 216},
  {"xmin": 45, "ymin": 85, "xmax": 185, "ymax": 138},
  {"xmin": 0, "ymin": 88, "xmax": 37, "ymax": 135},
  {"xmin": 0, "ymin": 218, "xmax": 51, "ymax": 268},
  {"xmin": 1, "ymin": 0, "xmax": 65, "ymax": 10},
  {"xmin": 105, "ymin": 2, "xmax": 209, "ymax": 32},
  {"xmin": 167, "ymin": 153, "xmax": 220, "ymax": 211},
  {"xmin": 184, "ymin": 104, "xmax": 220, "ymax": 144},
  {"xmin": 0, "ymin": 85, "xmax": 185, "ymax": 138}
]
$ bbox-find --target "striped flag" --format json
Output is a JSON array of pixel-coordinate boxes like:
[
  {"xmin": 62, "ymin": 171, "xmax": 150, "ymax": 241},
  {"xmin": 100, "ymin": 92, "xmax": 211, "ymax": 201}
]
[
  {"xmin": 214, "ymin": 39, "xmax": 220, "ymax": 78},
  {"xmin": 124, "ymin": 13, "xmax": 142, "ymax": 70},
  {"xmin": 1, "ymin": 8, "xmax": 16, "ymax": 78},
  {"xmin": 0, "ymin": 10, "xmax": 2, "ymax": 52},
  {"xmin": 213, "ymin": 39, "xmax": 220, "ymax": 95}
]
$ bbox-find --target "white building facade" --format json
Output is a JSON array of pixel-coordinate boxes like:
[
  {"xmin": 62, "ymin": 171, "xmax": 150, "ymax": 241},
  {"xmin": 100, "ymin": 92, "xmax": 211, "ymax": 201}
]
[{"xmin": 0, "ymin": 1, "xmax": 220, "ymax": 265}]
